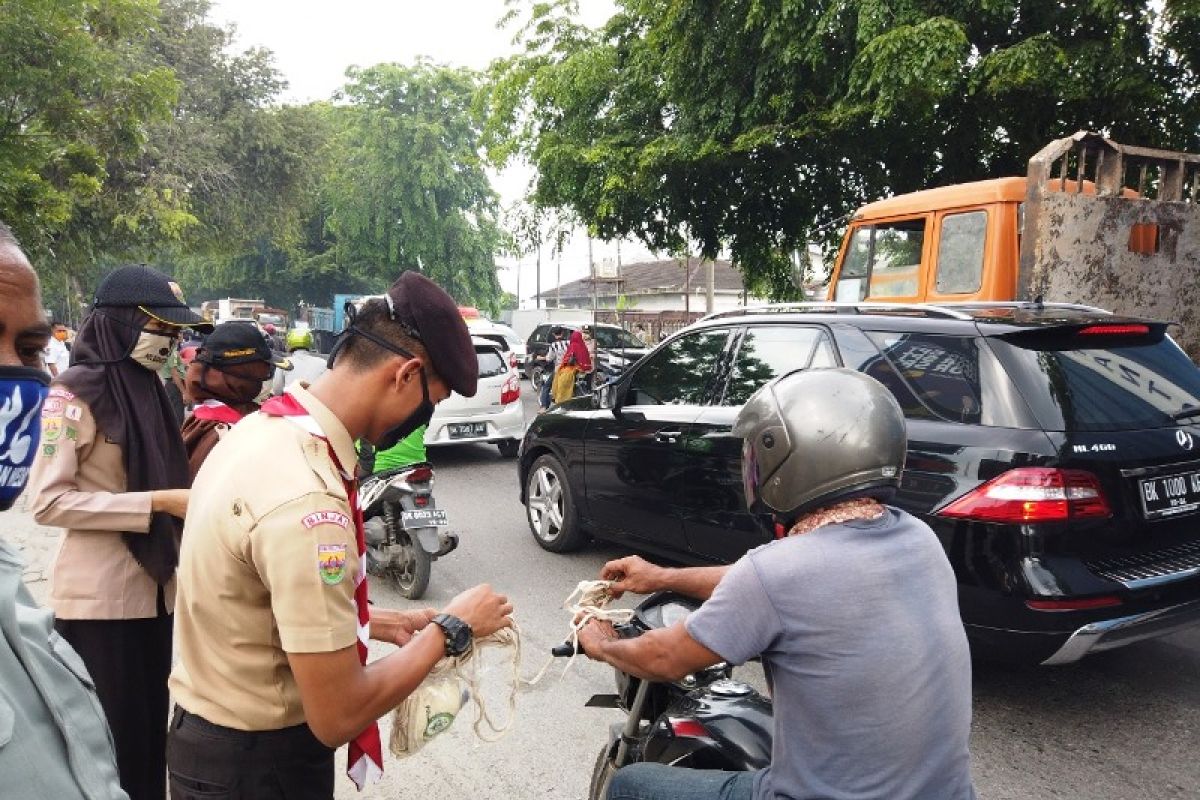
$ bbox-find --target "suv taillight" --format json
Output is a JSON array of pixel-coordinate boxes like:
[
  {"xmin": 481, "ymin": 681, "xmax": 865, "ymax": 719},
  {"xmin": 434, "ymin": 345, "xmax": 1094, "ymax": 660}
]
[{"xmin": 938, "ymin": 468, "xmax": 1111, "ymax": 523}]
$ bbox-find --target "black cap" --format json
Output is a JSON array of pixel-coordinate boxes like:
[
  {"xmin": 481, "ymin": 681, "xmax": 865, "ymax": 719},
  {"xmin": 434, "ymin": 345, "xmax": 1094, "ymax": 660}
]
[
  {"xmin": 197, "ymin": 322, "xmax": 292, "ymax": 369},
  {"xmin": 93, "ymin": 265, "xmax": 214, "ymax": 332},
  {"xmin": 386, "ymin": 272, "xmax": 477, "ymax": 397}
]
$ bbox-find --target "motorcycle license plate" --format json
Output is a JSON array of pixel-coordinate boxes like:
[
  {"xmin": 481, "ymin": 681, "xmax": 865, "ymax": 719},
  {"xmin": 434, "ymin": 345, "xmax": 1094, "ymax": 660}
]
[
  {"xmin": 1139, "ymin": 470, "xmax": 1200, "ymax": 519},
  {"xmin": 401, "ymin": 508, "xmax": 448, "ymax": 527},
  {"xmin": 448, "ymin": 422, "xmax": 488, "ymax": 439}
]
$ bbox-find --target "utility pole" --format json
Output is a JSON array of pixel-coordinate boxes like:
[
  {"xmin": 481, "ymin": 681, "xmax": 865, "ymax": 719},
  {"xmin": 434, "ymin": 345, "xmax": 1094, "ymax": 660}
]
[
  {"xmin": 683, "ymin": 254, "xmax": 690, "ymax": 314},
  {"xmin": 556, "ymin": 249, "xmax": 562, "ymax": 309},
  {"xmin": 705, "ymin": 258, "xmax": 715, "ymax": 314},
  {"xmin": 535, "ymin": 242, "xmax": 542, "ymax": 309},
  {"xmin": 588, "ymin": 235, "xmax": 597, "ymax": 314}
]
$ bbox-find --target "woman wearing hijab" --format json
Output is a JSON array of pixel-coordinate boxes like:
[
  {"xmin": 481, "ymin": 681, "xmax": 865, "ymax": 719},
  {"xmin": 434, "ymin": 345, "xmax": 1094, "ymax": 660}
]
[
  {"xmin": 552, "ymin": 328, "xmax": 594, "ymax": 404},
  {"xmin": 181, "ymin": 322, "xmax": 291, "ymax": 479},
  {"xmin": 26, "ymin": 265, "xmax": 212, "ymax": 800}
]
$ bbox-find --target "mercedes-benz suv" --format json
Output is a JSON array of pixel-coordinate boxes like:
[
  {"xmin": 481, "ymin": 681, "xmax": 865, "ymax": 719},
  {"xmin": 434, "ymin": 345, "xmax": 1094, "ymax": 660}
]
[{"xmin": 517, "ymin": 302, "xmax": 1200, "ymax": 664}]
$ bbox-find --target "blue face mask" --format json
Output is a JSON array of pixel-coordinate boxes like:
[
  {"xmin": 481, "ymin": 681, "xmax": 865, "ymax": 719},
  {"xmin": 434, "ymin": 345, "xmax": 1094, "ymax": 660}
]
[{"xmin": 0, "ymin": 367, "xmax": 50, "ymax": 511}]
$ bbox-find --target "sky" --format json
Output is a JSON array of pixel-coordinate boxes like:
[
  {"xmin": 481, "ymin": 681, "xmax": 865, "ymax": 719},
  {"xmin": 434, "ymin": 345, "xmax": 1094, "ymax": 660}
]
[{"xmin": 208, "ymin": 0, "xmax": 659, "ymax": 306}]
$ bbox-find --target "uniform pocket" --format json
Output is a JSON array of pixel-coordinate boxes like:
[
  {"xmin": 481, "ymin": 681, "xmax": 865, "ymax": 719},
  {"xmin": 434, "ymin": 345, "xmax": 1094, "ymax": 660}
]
[{"xmin": 169, "ymin": 773, "xmax": 233, "ymax": 799}]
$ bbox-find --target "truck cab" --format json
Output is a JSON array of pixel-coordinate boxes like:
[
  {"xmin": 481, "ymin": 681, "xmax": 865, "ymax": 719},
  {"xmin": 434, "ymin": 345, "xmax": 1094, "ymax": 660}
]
[{"xmin": 828, "ymin": 178, "xmax": 1023, "ymax": 305}]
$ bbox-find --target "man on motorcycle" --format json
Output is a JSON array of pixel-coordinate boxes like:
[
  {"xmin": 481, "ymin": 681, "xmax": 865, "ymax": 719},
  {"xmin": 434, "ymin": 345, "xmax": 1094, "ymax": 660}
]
[
  {"xmin": 578, "ymin": 368, "xmax": 976, "ymax": 800},
  {"xmin": 273, "ymin": 327, "xmax": 328, "ymax": 394}
]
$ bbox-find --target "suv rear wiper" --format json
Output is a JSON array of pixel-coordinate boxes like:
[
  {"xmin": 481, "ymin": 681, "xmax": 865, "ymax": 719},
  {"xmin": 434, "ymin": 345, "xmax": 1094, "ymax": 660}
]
[{"xmin": 1172, "ymin": 406, "xmax": 1200, "ymax": 421}]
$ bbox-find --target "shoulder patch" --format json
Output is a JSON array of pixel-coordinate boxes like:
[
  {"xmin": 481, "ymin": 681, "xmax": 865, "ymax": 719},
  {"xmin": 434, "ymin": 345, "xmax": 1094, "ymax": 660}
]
[
  {"xmin": 48, "ymin": 387, "xmax": 75, "ymax": 401},
  {"xmin": 41, "ymin": 397, "xmax": 65, "ymax": 418},
  {"xmin": 318, "ymin": 544, "xmax": 347, "ymax": 585},
  {"xmin": 302, "ymin": 510, "xmax": 350, "ymax": 530},
  {"xmin": 65, "ymin": 405, "xmax": 82, "ymax": 422},
  {"xmin": 42, "ymin": 417, "xmax": 63, "ymax": 442}
]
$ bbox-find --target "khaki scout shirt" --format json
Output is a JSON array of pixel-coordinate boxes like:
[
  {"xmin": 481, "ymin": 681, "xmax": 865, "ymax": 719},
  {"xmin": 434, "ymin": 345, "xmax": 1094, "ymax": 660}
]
[
  {"xmin": 26, "ymin": 388, "xmax": 170, "ymax": 620},
  {"xmin": 169, "ymin": 384, "xmax": 361, "ymax": 731}
]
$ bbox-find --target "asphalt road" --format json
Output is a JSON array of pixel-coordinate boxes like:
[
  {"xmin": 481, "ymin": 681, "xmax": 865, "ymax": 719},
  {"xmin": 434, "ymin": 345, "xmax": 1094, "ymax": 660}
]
[
  {"xmin": 350, "ymin": 392, "xmax": 1200, "ymax": 800},
  {"xmin": 7, "ymin": 389, "xmax": 1200, "ymax": 799}
]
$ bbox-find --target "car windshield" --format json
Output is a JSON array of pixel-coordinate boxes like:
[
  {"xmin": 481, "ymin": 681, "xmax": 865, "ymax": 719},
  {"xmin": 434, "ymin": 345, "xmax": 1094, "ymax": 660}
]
[
  {"xmin": 476, "ymin": 347, "xmax": 507, "ymax": 379},
  {"xmin": 988, "ymin": 336, "xmax": 1200, "ymax": 432},
  {"xmin": 594, "ymin": 327, "xmax": 643, "ymax": 349}
]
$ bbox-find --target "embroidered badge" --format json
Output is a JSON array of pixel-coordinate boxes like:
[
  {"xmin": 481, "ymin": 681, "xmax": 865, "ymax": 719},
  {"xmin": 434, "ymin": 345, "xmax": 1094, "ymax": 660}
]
[
  {"xmin": 318, "ymin": 544, "xmax": 348, "ymax": 585},
  {"xmin": 42, "ymin": 444, "xmax": 56, "ymax": 458},
  {"xmin": 41, "ymin": 397, "xmax": 65, "ymax": 418},
  {"xmin": 65, "ymin": 427, "xmax": 78, "ymax": 441},
  {"xmin": 65, "ymin": 405, "xmax": 82, "ymax": 421},
  {"xmin": 302, "ymin": 510, "xmax": 350, "ymax": 530},
  {"xmin": 42, "ymin": 418, "xmax": 63, "ymax": 442},
  {"xmin": 48, "ymin": 387, "xmax": 75, "ymax": 401}
]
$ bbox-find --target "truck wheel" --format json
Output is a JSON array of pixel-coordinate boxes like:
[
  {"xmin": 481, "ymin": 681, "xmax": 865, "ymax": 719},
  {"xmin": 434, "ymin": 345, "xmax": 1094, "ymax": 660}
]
[
  {"xmin": 497, "ymin": 439, "xmax": 520, "ymax": 458},
  {"xmin": 588, "ymin": 743, "xmax": 619, "ymax": 800},
  {"xmin": 525, "ymin": 454, "xmax": 586, "ymax": 552}
]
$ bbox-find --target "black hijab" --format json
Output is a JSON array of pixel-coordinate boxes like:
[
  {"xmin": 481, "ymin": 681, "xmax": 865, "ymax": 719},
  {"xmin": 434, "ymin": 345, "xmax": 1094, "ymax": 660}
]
[{"xmin": 56, "ymin": 306, "xmax": 189, "ymax": 586}]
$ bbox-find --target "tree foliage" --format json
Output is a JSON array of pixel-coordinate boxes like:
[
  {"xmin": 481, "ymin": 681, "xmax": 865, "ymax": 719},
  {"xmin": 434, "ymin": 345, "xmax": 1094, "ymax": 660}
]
[{"xmin": 484, "ymin": 0, "xmax": 1200, "ymax": 299}]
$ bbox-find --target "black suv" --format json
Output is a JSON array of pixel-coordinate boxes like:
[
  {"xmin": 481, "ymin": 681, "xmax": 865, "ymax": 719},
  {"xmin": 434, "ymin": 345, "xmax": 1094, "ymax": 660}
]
[
  {"xmin": 517, "ymin": 302, "xmax": 1200, "ymax": 665},
  {"xmin": 524, "ymin": 322, "xmax": 649, "ymax": 387}
]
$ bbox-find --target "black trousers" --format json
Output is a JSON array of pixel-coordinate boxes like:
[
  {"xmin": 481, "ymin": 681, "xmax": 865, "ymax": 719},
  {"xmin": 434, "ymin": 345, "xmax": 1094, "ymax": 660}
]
[
  {"xmin": 167, "ymin": 707, "xmax": 335, "ymax": 800},
  {"xmin": 55, "ymin": 611, "xmax": 173, "ymax": 800}
]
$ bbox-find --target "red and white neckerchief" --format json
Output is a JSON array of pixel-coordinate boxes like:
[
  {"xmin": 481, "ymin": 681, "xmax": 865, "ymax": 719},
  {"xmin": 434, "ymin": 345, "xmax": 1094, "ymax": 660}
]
[
  {"xmin": 190, "ymin": 399, "xmax": 244, "ymax": 424},
  {"xmin": 260, "ymin": 392, "xmax": 382, "ymax": 789}
]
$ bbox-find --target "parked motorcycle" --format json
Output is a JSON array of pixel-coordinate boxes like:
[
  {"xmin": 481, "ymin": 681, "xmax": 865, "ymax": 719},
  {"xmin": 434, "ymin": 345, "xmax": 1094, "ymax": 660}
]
[
  {"xmin": 357, "ymin": 463, "xmax": 457, "ymax": 599},
  {"xmin": 553, "ymin": 592, "xmax": 773, "ymax": 800}
]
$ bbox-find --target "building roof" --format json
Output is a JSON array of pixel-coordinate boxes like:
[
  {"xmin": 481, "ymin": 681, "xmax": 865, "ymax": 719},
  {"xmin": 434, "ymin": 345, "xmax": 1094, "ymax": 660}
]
[{"xmin": 539, "ymin": 258, "xmax": 745, "ymax": 299}]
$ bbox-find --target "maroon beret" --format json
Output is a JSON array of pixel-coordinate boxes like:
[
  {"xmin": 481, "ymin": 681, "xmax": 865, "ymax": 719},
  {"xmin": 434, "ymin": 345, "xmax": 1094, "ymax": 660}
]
[{"xmin": 387, "ymin": 272, "xmax": 477, "ymax": 397}]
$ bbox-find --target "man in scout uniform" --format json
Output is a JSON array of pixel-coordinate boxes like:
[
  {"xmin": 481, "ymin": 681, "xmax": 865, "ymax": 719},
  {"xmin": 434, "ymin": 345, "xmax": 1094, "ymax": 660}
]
[{"xmin": 168, "ymin": 272, "xmax": 513, "ymax": 799}]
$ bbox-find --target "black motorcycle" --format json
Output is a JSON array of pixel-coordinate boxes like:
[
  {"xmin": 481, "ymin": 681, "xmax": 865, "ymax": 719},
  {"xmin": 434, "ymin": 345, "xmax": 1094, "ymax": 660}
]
[
  {"xmin": 553, "ymin": 592, "xmax": 774, "ymax": 800},
  {"xmin": 358, "ymin": 463, "xmax": 457, "ymax": 599}
]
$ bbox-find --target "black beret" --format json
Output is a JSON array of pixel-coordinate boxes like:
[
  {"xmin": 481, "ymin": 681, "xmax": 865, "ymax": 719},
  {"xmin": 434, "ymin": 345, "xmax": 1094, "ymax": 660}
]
[
  {"xmin": 94, "ymin": 264, "xmax": 214, "ymax": 332},
  {"xmin": 387, "ymin": 272, "xmax": 477, "ymax": 397}
]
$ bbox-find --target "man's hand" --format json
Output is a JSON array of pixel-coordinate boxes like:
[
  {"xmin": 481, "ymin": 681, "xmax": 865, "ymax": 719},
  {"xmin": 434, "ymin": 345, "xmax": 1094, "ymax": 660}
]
[
  {"xmin": 443, "ymin": 584, "xmax": 513, "ymax": 638},
  {"xmin": 577, "ymin": 618, "xmax": 619, "ymax": 662},
  {"xmin": 601, "ymin": 556, "xmax": 666, "ymax": 599},
  {"xmin": 384, "ymin": 608, "xmax": 437, "ymax": 646}
]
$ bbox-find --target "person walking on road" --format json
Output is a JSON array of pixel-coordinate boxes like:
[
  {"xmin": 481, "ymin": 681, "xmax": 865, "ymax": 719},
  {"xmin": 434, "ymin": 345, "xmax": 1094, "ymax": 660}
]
[
  {"xmin": 272, "ymin": 327, "xmax": 328, "ymax": 395},
  {"xmin": 26, "ymin": 264, "xmax": 212, "ymax": 800},
  {"xmin": 180, "ymin": 322, "xmax": 292, "ymax": 480},
  {"xmin": 167, "ymin": 271, "xmax": 513, "ymax": 799},
  {"xmin": 0, "ymin": 221, "xmax": 129, "ymax": 799},
  {"xmin": 579, "ymin": 369, "xmax": 976, "ymax": 800}
]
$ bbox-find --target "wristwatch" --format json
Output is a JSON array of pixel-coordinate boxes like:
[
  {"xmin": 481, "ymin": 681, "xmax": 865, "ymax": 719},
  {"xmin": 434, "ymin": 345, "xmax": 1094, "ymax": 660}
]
[{"xmin": 431, "ymin": 613, "xmax": 473, "ymax": 657}]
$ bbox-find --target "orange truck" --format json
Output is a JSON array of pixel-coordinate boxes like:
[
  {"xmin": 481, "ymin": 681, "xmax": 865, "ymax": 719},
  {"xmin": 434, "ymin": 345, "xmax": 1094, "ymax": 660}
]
[{"xmin": 825, "ymin": 131, "xmax": 1200, "ymax": 357}]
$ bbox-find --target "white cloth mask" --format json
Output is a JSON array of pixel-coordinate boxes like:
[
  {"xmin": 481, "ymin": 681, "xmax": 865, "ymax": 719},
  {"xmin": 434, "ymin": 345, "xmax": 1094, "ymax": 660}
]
[{"xmin": 130, "ymin": 331, "xmax": 175, "ymax": 371}]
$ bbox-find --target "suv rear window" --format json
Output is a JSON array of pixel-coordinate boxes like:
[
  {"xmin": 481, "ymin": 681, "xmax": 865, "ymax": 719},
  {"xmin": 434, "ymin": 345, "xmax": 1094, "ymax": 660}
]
[
  {"xmin": 988, "ymin": 337, "xmax": 1200, "ymax": 432},
  {"xmin": 476, "ymin": 347, "xmax": 507, "ymax": 379}
]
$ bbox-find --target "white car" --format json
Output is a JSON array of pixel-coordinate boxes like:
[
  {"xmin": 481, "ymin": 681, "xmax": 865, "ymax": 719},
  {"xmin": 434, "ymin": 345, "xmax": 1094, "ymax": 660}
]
[
  {"xmin": 465, "ymin": 319, "xmax": 525, "ymax": 372},
  {"xmin": 425, "ymin": 336, "xmax": 527, "ymax": 457}
]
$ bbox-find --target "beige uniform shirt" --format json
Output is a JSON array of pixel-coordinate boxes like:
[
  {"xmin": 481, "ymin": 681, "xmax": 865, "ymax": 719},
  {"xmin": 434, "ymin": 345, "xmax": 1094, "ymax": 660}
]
[
  {"xmin": 169, "ymin": 384, "xmax": 360, "ymax": 731},
  {"xmin": 26, "ymin": 387, "xmax": 171, "ymax": 620}
]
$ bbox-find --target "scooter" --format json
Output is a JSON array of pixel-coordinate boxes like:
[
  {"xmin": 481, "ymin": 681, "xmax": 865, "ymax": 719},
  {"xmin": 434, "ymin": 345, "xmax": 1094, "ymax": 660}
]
[
  {"xmin": 552, "ymin": 592, "xmax": 774, "ymax": 800},
  {"xmin": 357, "ymin": 463, "xmax": 457, "ymax": 600}
]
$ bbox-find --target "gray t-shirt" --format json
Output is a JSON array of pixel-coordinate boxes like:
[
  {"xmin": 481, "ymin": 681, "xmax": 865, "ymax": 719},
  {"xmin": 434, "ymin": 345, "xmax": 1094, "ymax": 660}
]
[{"xmin": 686, "ymin": 507, "xmax": 976, "ymax": 800}]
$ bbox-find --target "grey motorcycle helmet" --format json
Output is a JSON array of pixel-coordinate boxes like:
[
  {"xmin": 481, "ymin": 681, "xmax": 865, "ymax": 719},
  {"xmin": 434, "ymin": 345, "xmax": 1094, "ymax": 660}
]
[{"xmin": 733, "ymin": 368, "xmax": 907, "ymax": 519}]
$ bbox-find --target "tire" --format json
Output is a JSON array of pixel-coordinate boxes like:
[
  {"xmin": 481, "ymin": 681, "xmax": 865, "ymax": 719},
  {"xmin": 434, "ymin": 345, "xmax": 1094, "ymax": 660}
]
[
  {"xmin": 497, "ymin": 439, "xmax": 520, "ymax": 458},
  {"xmin": 525, "ymin": 454, "xmax": 587, "ymax": 552},
  {"xmin": 588, "ymin": 743, "xmax": 619, "ymax": 800},
  {"xmin": 531, "ymin": 364, "xmax": 546, "ymax": 390},
  {"xmin": 384, "ymin": 520, "xmax": 432, "ymax": 599}
]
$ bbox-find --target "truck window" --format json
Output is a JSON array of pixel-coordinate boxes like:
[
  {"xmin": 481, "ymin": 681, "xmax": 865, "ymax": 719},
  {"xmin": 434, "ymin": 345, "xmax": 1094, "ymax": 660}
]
[
  {"xmin": 935, "ymin": 211, "xmax": 987, "ymax": 295},
  {"xmin": 834, "ymin": 219, "xmax": 926, "ymax": 301}
]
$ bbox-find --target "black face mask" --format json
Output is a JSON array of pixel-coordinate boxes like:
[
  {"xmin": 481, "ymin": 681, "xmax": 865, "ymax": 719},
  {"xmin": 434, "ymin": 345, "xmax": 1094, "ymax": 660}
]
[{"xmin": 374, "ymin": 366, "xmax": 434, "ymax": 450}]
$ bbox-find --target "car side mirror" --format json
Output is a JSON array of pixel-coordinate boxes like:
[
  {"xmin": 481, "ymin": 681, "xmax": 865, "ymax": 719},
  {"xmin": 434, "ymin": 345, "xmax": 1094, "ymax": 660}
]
[{"xmin": 598, "ymin": 381, "xmax": 618, "ymax": 411}]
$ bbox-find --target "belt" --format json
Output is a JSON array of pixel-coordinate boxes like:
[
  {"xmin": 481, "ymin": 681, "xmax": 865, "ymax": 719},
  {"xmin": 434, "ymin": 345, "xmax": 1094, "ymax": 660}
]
[{"xmin": 171, "ymin": 707, "xmax": 331, "ymax": 754}]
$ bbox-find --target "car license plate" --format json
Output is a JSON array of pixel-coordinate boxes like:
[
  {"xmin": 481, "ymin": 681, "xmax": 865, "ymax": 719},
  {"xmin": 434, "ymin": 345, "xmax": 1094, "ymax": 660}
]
[
  {"xmin": 401, "ymin": 508, "xmax": 448, "ymax": 527},
  {"xmin": 1139, "ymin": 470, "xmax": 1200, "ymax": 519},
  {"xmin": 448, "ymin": 422, "xmax": 488, "ymax": 439}
]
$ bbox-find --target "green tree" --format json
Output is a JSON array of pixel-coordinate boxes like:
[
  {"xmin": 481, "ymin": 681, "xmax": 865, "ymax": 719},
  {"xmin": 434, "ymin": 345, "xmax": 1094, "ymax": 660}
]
[
  {"xmin": 0, "ymin": 0, "xmax": 181, "ymax": 277},
  {"xmin": 324, "ymin": 61, "xmax": 506, "ymax": 313},
  {"xmin": 485, "ymin": 0, "xmax": 1200, "ymax": 299}
]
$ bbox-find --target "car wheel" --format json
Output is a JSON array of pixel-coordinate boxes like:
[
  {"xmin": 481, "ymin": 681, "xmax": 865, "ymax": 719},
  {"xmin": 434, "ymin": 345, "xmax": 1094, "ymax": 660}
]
[
  {"xmin": 497, "ymin": 439, "xmax": 520, "ymax": 458},
  {"xmin": 525, "ymin": 454, "xmax": 586, "ymax": 552}
]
